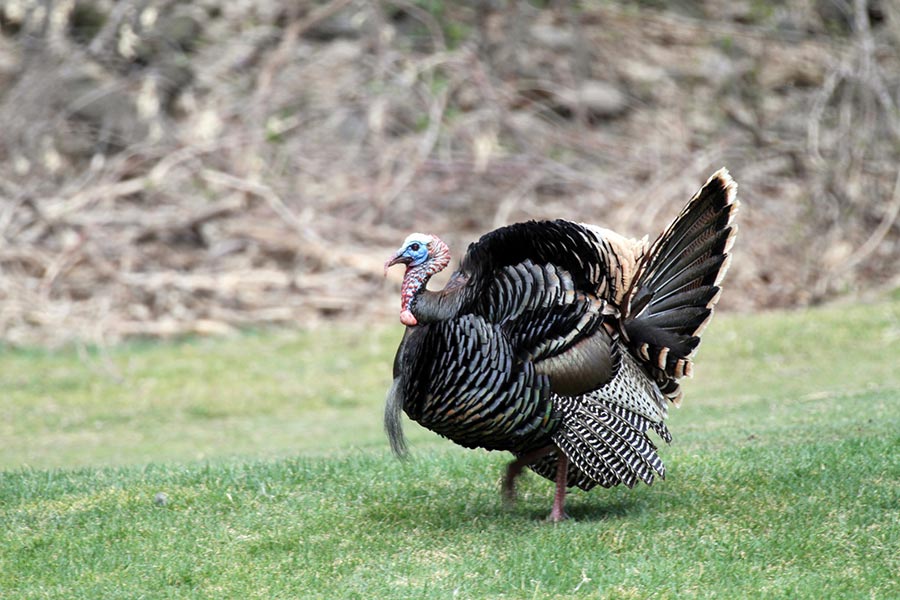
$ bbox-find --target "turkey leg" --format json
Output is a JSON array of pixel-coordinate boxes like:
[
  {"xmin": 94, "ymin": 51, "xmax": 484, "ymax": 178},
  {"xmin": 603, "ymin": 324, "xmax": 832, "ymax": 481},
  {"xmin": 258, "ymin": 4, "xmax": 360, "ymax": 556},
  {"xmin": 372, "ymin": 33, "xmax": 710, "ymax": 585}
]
[
  {"xmin": 502, "ymin": 444, "xmax": 555, "ymax": 504},
  {"xmin": 547, "ymin": 452, "xmax": 570, "ymax": 522}
]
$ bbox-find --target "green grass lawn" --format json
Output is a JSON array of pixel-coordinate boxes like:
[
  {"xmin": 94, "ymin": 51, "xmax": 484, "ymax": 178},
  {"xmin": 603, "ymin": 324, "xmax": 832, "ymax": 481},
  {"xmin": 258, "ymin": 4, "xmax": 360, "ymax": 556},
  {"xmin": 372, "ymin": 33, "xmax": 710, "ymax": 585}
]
[{"xmin": 2, "ymin": 298, "xmax": 899, "ymax": 598}]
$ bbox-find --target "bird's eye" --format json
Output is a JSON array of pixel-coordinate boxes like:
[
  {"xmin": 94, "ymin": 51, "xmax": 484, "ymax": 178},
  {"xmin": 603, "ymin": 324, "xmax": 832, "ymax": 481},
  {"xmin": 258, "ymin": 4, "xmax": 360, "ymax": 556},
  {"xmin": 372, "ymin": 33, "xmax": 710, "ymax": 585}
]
[{"xmin": 410, "ymin": 243, "xmax": 420, "ymax": 252}]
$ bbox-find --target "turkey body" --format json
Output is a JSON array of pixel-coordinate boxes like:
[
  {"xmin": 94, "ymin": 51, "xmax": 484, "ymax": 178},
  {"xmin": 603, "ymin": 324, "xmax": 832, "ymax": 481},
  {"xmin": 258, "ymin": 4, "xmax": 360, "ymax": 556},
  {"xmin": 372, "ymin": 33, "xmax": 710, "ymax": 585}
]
[{"xmin": 384, "ymin": 169, "xmax": 738, "ymax": 520}]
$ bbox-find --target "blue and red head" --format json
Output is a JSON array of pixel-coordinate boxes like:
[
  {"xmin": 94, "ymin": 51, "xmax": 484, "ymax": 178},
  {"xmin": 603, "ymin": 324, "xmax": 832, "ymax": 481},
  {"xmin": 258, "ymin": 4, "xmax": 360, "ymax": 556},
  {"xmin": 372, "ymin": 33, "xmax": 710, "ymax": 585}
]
[{"xmin": 384, "ymin": 233, "xmax": 451, "ymax": 326}]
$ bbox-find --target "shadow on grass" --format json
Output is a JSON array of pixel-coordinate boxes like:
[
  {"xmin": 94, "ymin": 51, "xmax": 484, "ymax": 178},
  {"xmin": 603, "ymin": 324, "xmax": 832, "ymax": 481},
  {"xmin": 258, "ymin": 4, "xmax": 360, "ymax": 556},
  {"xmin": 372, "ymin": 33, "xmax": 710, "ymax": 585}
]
[
  {"xmin": 362, "ymin": 483, "xmax": 658, "ymax": 528},
  {"xmin": 353, "ymin": 451, "xmax": 684, "ymax": 528},
  {"xmin": 564, "ymin": 495, "xmax": 647, "ymax": 522}
]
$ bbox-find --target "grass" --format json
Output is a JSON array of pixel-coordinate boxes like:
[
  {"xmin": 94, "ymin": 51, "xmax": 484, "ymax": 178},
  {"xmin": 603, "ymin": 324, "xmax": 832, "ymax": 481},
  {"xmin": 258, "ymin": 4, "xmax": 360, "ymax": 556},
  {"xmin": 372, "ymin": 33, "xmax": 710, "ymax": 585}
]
[
  {"xmin": 0, "ymin": 327, "xmax": 403, "ymax": 468},
  {"xmin": 1, "ymin": 298, "xmax": 899, "ymax": 598}
]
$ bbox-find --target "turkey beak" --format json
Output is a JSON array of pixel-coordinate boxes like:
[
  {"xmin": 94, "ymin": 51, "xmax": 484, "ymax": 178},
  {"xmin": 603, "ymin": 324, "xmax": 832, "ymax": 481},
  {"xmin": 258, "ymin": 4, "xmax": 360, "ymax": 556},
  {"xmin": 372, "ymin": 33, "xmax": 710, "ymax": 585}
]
[{"xmin": 383, "ymin": 252, "xmax": 411, "ymax": 276}]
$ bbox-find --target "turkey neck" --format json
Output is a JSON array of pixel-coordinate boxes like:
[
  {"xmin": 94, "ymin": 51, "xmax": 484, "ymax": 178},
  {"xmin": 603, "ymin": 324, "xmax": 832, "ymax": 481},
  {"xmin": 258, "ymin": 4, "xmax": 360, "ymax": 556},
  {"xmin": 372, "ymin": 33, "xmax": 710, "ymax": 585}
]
[{"xmin": 402, "ymin": 268, "xmax": 467, "ymax": 324}]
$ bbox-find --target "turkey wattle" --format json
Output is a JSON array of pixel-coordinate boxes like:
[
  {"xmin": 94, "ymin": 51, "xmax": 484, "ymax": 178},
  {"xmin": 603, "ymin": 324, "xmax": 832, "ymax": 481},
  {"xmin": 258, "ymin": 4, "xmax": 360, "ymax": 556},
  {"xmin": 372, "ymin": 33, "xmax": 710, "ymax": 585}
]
[{"xmin": 383, "ymin": 169, "xmax": 739, "ymax": 521}]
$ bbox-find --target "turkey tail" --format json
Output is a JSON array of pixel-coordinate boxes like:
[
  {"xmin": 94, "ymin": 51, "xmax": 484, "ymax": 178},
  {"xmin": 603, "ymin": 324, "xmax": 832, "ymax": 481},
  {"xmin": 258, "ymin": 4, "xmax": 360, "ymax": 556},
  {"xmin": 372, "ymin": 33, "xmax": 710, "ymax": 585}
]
[{"xmin": 623, "ymin": 168, "xmax": 738, "ymax": 385}]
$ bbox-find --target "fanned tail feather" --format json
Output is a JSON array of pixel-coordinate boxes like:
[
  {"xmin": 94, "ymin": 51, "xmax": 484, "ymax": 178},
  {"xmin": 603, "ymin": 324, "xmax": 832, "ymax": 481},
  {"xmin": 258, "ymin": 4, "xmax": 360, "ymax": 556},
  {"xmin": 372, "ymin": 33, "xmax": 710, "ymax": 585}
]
[{"xmin": 624, "ymin": 168, "xmax": 738, "ymax": 383}]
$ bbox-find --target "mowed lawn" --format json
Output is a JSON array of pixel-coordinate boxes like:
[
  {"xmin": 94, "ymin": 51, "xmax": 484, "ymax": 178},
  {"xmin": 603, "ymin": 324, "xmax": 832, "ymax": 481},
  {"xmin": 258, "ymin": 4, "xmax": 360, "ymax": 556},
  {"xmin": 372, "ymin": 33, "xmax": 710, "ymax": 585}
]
[{"xmin": 1, "ymin": 297, "xmax": 899, "ymax": 598}]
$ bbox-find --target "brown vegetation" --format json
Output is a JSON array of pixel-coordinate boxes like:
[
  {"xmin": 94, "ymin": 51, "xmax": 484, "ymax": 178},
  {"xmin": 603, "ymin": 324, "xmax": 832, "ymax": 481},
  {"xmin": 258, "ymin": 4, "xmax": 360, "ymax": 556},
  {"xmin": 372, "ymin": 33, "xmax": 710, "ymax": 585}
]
[{"xmin": 1, "ymin": 0, "xmax": 899, "ymax": 346}]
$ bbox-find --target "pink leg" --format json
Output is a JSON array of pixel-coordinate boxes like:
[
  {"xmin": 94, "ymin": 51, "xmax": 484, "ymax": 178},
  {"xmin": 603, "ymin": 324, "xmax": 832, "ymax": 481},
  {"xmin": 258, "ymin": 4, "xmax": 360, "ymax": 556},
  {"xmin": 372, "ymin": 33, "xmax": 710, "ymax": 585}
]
[
  {"xmin": 547, "ymin": 452, "xmax": 570, "ymax": 522},
  {"xmin": 503, "ymin": 445, "xmax": 555, "ymax": 504}
]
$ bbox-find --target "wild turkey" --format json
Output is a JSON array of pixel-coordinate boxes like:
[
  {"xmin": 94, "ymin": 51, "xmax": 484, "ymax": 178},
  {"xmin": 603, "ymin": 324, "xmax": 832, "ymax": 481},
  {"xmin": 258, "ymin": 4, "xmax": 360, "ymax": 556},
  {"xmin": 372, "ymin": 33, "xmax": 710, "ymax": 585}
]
[{"xmin": 383, "ymin": 169, "xmax": 738, "ymax": 521}]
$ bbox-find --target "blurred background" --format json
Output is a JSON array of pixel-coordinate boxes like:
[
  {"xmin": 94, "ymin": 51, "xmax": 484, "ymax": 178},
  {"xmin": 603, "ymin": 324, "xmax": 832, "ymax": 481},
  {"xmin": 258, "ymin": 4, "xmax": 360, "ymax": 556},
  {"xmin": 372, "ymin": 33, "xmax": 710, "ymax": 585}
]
[{"xmin": 1, "ymin": 0, "xmax": 899, "ymax": 347}]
